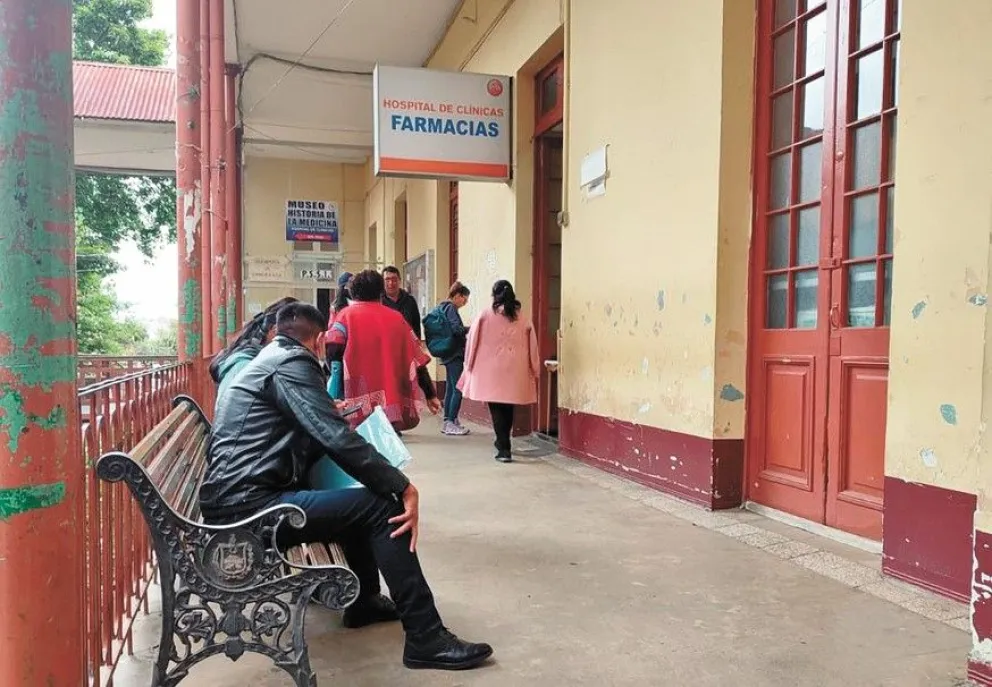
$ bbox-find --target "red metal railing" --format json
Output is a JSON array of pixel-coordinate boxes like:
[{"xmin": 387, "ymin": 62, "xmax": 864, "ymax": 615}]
[
  {"xmin": 77, "ymin": 355, "xmax": 178, "ymax": 388},
  {"xmin": 79, "ymin": 361, "xmax": 195, "ymax": 686}
]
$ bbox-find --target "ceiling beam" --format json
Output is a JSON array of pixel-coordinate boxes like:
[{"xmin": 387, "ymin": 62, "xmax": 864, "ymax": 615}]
[{"xmin": 242, "ymin": 122, "xmax": 372, "ymax": 148}]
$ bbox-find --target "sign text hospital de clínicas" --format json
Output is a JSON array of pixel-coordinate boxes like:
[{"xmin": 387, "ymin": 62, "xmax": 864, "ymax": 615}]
[{"xmin": 373, "ymin": 65, "xmax": 512, "ymax": 182}]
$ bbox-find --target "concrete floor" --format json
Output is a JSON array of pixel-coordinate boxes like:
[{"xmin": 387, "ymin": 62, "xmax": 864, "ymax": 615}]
[{"xmin": 117, "ymin": 417, "xmax": 971, "ymax": 687}]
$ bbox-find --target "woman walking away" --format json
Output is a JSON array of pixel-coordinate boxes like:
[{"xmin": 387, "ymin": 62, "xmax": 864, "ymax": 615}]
[
  {"xmin": 426, "ymin": 282, "xmax": 471, "ymax": 436},
  {"xmin": 459, "ymin": 280, "xmax": 539, "ymax": 462},
  {"xmin": 209, "ymin": 297, "xmax": 299, "ymax": 403}
]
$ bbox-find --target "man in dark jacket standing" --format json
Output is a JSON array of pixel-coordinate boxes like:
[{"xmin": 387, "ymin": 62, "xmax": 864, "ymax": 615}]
[
  {"xmin": 199, "ymin": 302, "xmax": 493, "ymax": 671},
  {"xmin": 382, "ymin": 265, "xmax": 422, "ymax": 338}
]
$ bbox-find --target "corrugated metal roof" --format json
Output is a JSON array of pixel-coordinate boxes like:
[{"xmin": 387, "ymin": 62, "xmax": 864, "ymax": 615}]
[{"xmin": 73, "ymin": 61, "xmax": 176, "ymax": 123}]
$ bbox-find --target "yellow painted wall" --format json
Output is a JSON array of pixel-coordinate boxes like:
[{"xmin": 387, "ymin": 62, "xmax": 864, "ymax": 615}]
[
  {"xmin": 366, "ymin": 0, "xmax": 562, "ymax": 322},
  {"xmin": 885, "ymin": 0, "xmax": 992, "ymax": 507},
  {"xmin": 449, "ymin": 0, "xmax": 563, "ymax": 325},
  {"xmin": 363, "ymin": 0, "xmax": 753, "ymax": 437},
  {"xmin": 364, "ymin": 0, "xmax": 562, "ymax": 379},
  {"xmin": 241, "ymin": 156, "xmax": 366, "ymax": 316},
  {"xmin": 561, "ymin": 0, "xmax": 752, "ymax": 439}
]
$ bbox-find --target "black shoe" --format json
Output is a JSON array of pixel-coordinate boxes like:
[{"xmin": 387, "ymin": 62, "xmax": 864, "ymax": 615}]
[
  {"xmin": 342, "ymin": 594, "xmax": 400, "ymax": 629},
  {"xmin": 403, "ymin": 627, "xmax": 493, "ymax": 670},
  {"xmin": 495, "ymin": 450, "xmax": 512, "ymax": 463}
]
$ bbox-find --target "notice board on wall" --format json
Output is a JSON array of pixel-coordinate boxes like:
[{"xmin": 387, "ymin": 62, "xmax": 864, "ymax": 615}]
[{"xmin": 403, "ymin": 249, "xmax": 435, "ymax": 318}]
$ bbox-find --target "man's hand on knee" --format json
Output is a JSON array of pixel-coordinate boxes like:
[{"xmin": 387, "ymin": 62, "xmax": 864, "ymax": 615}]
[{"xmin": 388, "ymin": 483, "xmax": 420, "ymax": 552}]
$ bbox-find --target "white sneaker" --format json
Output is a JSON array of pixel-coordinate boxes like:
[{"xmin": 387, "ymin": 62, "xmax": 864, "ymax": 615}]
[
  {"xmin": 441, "ymin": 421, "xmax": 456, "ymax": 435},
  {"xmin": 448, "ymin": 421, "xmax": 470, "ymax": 436}
]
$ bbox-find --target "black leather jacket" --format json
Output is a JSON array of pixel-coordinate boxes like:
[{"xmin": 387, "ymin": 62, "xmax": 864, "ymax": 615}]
[{"xmin": 198, "ymin": 335, "xmax": 410, "ymax": 520}]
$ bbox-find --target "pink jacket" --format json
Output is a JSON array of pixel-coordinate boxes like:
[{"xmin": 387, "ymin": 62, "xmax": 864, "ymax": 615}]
[{"xmin": 458, "ymin": 306, "xmax": 540, "ymax": 405}]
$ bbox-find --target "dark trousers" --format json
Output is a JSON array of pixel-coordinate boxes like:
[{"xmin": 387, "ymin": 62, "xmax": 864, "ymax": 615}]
[
  {"xmin": 487, "ymin": 402, "xmax": 515, "ymax": 452},
  {"xmin": 443, "ymin": 359, "xmax": 464, "ymax": 422},
  {"xmin": 275, "ymin": 488, "xmax": 443, "ymax": 637}
]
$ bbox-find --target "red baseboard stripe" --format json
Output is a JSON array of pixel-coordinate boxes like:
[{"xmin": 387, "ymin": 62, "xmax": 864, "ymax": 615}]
[
  {"xmin": 557, "ymin": 407, "xmax": 743, "ymax": 510},
  {"xmin": 881, "ymin": 476, "xmax": 976, "ymax": 602}
]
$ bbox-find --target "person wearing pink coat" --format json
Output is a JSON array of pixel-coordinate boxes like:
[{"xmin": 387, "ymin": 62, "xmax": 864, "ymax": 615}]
[{"xmin": 457, "ymin": 280, "xmax": 540, "ymax": 462}]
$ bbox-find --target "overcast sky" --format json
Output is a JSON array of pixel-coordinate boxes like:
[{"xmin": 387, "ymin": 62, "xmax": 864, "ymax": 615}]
[{"xmin": 110, "ymin": 0, "xmax": 177, "ymax": 333}]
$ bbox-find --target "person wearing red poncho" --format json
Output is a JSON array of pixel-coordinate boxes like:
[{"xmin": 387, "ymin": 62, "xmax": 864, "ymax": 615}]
[{"xmin": 325, "ymin": 269, "xmax": 441, "ymax": 434}]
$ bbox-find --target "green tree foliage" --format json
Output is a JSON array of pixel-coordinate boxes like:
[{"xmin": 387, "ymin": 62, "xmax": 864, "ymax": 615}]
[
  {"xmin": 73, "ymin": 0, "xmax": 169, "ymax": 66},
  {"xmin": 76, "ymin": 273, "xmax": 150, "ymax": 354},
  {"xmin": 136, "ymin": 320, "xmax": 178, "ymax": 356},
  {"xmin": 72, "ymin": 0, "xmax": 178, "ymax": 353}
]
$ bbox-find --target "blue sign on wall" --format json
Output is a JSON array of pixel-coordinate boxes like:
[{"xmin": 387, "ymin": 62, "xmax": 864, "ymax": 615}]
[{"xmin": 285, "ymin": 199, "xmax": 340, "ymax": 243}]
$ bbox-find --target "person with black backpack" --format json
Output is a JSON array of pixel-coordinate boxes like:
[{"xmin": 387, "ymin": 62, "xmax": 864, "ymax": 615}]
[{"xmin": 423, "ymin": 281, "xmax": 471, "ymax": 435}]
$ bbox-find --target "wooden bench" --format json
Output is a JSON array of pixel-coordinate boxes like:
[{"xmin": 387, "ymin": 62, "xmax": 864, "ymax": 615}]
[{"xmin": 96, "ymin": 395, "xmax": 360, "ymax": 687}]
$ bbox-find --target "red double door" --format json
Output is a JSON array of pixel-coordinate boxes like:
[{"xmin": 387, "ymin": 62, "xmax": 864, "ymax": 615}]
[{"xmin": 747, "ymin": 0, "xmax": 901, "ymax": 540}]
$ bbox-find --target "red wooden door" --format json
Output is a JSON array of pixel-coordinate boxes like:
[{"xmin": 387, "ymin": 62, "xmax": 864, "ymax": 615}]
[
  {"xmin": 748, "ymin": 0, "xmax": 899, "ymax": 540},
  {"xmin": 824, "ymin": 0, "xmax": 900, "ymax": 539}
]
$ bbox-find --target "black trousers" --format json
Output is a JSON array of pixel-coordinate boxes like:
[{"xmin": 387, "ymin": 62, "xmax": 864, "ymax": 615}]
[
  {"xmin": 488, "ymin": 402, "xmax": 515, "ymax": 452},
  {"xmin": 274, "ymin": 488, "xmax": 443, "ymax": 637}
]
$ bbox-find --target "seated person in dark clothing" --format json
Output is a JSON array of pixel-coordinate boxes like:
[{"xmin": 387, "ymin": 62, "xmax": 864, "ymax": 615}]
[
  {"xmin": 199, "ymin": 302, "xmax": 493, "ymax": 671},
  {"xmin": 381, "ymin": 265, "xmax": 423, "ymax": 338}
]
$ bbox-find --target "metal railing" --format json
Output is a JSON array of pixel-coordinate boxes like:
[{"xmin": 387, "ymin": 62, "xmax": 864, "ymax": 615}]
[
  {"xmin": 79, "ymin": 361, "xmax": 195, "ymax": 686},
  {"xmin": 77, "ymin": 355, "xmax": 178, "ymax": 388}
]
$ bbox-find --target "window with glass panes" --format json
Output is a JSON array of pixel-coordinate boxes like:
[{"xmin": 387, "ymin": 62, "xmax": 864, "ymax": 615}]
[{"xmin": 759, "ymin": 0, "xmax": 899, "ymax": 331}]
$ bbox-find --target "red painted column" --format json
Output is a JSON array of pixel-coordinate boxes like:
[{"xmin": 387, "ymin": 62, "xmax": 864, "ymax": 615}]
[
  {"xmin": 225, "ymin": 65, "xmax": 242, "ymax": 335},
  {"xmin": 198, "ymin": 0, "xmax": 212, "ymax": 358},
  {"xmin": 234, "ymin": 128, "xmax": 245, "ymax": 327},
  {"xmin": 0, "ymin": 1, "xmax": 84, "ymax": 684},
  {"xmin": 208, "ymin": 0, "xmax": 227, "ymax": 351},
  {"xmin": 176, "ymin": 0, "xmax": 203, "ymax": 361}
]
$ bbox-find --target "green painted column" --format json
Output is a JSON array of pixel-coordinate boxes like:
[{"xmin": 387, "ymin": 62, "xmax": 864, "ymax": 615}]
[{"xmin": 0, "ymin": 0, "xmax": 85, "ymax": 684}]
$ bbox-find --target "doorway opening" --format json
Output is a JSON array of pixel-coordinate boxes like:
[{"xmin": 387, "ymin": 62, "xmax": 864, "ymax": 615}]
[
  {"xmin": 394, "ymin": 195, "xmax": 408, "ymax": 266},
  {"xmin": 449, "ymin": 181, "xmax": 459, "ymax": 284},
  {"xmin": 316, "ymin": 288, "xmax": 332, "ymax": 320},
  {"xmin": 367, "ymin": 223, "xmax": 379, "ymax": 268},
  {"xmin": 532, "ymin": 54, "xmax": 565, "ymax": 440}
]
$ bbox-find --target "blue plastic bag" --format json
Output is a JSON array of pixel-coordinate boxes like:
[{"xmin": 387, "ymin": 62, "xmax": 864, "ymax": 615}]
[
  {"xmin": 327, "ymin": 360, "xmax": 344, "ymax": 400},
  {"xmin": 309, "ymin": 406, "xmax": 412, "ymax": 490}
]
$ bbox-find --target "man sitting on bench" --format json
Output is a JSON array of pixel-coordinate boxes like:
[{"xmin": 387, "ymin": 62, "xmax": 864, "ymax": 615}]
[{"xmin": 199, "ymin": 301, "xmax": 493, "ymax": 671}]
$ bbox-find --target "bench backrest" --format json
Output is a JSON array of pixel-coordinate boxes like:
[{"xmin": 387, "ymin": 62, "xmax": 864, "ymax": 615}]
[{"xmin": 129, "ymin": 395, "xmax": 210, "ymax": 521}]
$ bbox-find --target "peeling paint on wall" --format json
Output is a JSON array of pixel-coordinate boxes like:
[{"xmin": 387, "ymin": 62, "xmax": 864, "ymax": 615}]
[
  {"xmin": 919, "ymin": 447, "xmax": 937, "ymax": 468},
  {"xmin": 969, "ymin": 293, "xmax": 988, "ymax": 306},
  {"xmin": 182, "ymin": 183, "xmax": 201, "ymax": 260},
  {"xmin": 181, "ymin": 278, "xmax": 202, "ymax": 358},
  {"xmin": 939, "ymin": 403, "xmax": 958, "ymax": 426},
  {"xmin": 656, "ymin": 290, "xmax": 666, "ymax": 311},
  {"xmin": 911, "ymin": 299, "xmax": 928, "ymax": 319},
  {"xmin": 0, "ymin": 385, "xmax": 68, "ymax": 452},
  {"xmin": 703, "ymin": 313, "xmax": 712, "ymax": 325},
  {"xmin": 0, "ymin": 481, "xmax": 66, "ymax": 520},
  {"xmin": 719, "ymin": 384, "xmax": 744, "ymax": 402}
]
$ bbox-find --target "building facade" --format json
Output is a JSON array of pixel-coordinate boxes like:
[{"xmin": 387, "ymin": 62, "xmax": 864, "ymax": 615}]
[{"xmin": 237, "ymin": 0, "xmax": 992, "ymax": 679}]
